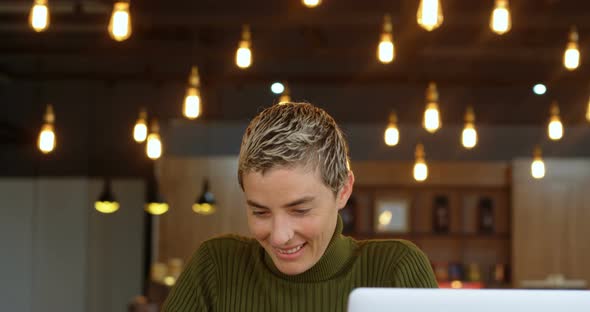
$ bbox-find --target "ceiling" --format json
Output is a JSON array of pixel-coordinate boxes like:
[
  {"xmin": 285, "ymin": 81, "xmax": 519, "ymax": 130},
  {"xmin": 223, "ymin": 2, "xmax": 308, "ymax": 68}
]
[
  {"xmin": 1, "ymin": 0, "xmax": 590, "ymax": 176},
  {"xmin": 1, "ymin": 0, "xmax": 590, "ymax": 122}
]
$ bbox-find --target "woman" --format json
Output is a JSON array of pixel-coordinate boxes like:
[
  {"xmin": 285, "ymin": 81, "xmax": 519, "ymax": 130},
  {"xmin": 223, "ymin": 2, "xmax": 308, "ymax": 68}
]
[{"xmin": 162, "ymin": 102, "xmax": 437, "ymax": 312}]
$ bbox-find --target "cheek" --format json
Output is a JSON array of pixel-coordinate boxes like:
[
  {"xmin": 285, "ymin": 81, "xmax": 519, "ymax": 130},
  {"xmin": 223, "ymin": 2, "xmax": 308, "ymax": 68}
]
[{"xmin": 247, "ymin": 216, "xmax": 270, "ymax": 240}]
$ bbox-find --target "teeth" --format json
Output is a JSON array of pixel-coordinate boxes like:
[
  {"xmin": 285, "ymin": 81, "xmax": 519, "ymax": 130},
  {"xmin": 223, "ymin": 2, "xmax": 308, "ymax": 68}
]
[{"xmin": 277, "ymin": 244, "xmax": 303, "ymax": 254}]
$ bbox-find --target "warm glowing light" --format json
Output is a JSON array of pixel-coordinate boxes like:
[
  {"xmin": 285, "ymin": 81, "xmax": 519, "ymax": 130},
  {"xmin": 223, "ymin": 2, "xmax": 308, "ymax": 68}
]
[
  {"xmin": 38, "ymin": 124, "xmax": 56, "ymax": 153},
  {"xmin": 423, "ymin": 82, "xmax": 441, "ymax": 133},
  {"xmin": 378, "ymin": 211, "xmax": 393, "ymax": 225},
  {"xmin": 193, "ymin": 180, "xmax": 216, "ymax": 215},
  {"xmin": 586, "ymin": 97, "xmax": 590, "ymax": 122},
  {"xmin": 95, "ymin": 201, "xmax": 120, "ymax": 214},
  {"xmin": 384, "ymin": 112, "xmax": 399, "ymax": 146},
  {"xmin": 490, "ymin": 0, "xmax": 511, "ymax": 35},
  {"xmin": 302, "ymin": 0, "xmax": 321, "ymax": 8},
  {"xmin": 564, "ymin": 27, "xmax": 580, "ymax": 70},
  {"xmin": 531, "ymin": 146, "xmax": 545, "ymax": 179},
  {"xmin": 133, "ymin": 108, "xmax": 147, "ymax": 142},
  {"xmin": 461, "ymin": 106, "xmax": 477, "ymax": 149},
  {"xmin": 378, "ymin": 14, "xmax": 395, "ymax": 64},
  {"xmin": 417, "ymin": 0, "xmax": 443, "ymax": 31},
  {"xmin": 38, "ymin": 104, "xmax": 56, "ymax": 154},
  {"xmin": 192, "ymin": 203, "xmax": 215, "ymax": 214},
  {"xmin": 183, "ymin": 66, "xmax": 201, "ymax": 119},
  {"xmin": 146, "ymin": 119, "xmax": 162, "ymax": 160},
  {"xmin": 278, "ymin": 94, "xmax": 291, "ymax": 104},
  {"xmin": 451, "ymin": 280, "xmax": 463, "ymax": 289},
  {"xmin": 95, "ymin": 180, "xmax": 119, "ymax": 213},
  {"xmin": 145, "ymin": 203, "xmax": 169, "ymax": 215},
  {"xmin": 29, "ymin": 0, "xmax": 49, "ymax": 32},
  {"xmin": 278, "ymin": 84, "xmax": 291, "ymax": 105},
  {"xmin": 547, "ymin": 101, "xmax": 563, "ymax": 141},
  {"xmin": 163, "ymin": 276, "xmax": 176, "ymax": 286},
  {"xmin": 236, "ymin": 25, "xmax": 252, "ymax": 69},
  {"xmin": 413, "ymin": 143, "xmax": 428, "ymax": 182},
  {"xmin": 108, "ymin": 2, "xmax": 132, "ymax": 42}
]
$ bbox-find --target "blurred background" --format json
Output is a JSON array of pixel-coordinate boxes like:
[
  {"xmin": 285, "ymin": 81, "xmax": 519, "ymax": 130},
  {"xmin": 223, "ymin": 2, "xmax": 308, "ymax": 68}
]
[{"xmin": 1, "ymin": 0, "xmax": 589, "ymax": 311}]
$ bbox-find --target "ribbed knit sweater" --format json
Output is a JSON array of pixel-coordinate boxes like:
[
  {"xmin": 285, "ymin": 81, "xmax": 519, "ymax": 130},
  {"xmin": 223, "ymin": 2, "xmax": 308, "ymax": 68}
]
[{"xmin": 161, "ymin": 217, "xmax": 438, "ymax": 312}]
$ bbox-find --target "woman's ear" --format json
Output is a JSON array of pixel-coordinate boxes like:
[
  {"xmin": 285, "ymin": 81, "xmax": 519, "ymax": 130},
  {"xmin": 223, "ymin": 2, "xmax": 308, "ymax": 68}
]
[{"xmin": 337, "ymin": 171, "xmax": 355, "ymax": 210}]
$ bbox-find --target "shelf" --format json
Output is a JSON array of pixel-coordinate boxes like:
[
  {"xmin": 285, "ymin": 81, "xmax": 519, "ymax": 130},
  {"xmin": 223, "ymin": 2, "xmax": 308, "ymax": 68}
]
[{"xmin": 350, "ymin": 232, "xmax": 510, "ymax": 241}]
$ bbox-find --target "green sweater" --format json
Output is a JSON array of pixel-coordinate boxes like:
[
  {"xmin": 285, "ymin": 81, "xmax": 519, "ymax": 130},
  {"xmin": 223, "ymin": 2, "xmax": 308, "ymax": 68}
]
[{"xmin": 162, "ymin": 218, "xmax": 438, "ymax": 311}]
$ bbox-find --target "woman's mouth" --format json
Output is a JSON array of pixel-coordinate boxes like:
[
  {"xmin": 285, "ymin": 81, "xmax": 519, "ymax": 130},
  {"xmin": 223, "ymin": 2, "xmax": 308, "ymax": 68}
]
[{"xmin": 274, "ymin": 242, "xmax": 307, "ymax": 259}]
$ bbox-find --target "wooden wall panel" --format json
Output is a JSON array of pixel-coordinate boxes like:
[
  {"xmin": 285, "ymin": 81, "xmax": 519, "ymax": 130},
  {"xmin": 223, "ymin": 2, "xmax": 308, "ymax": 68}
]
[
  {"xmin": 157, "ymin": 156, "xmax": 249, "ymax": 263},
  {"xmin": 512, "ymin": 159, "xmax": 590, "ymax": 287}
]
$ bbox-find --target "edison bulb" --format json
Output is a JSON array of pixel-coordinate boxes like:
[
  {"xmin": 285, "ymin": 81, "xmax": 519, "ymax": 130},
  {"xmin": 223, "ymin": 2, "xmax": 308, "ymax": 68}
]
[
  {"xmin": 384, "ymin": 126, "xmax": 399, "ymax": 146},
  {"xmin": 462, "ymin": 124, "xmax": 477, "ymax": 149},
  {"xmin": 417, "ymin": 0, "xmax": 443, "ymax": 31},
  {"xmin": 547, "ymin": 118, "xmax": 563, "ymax": 140},
  {"xmin": 38, "ymin": 123, "xmax": 56, "ymax": 153},
  {"xmin": 133, "ymin": 110, "xmax": 147, "ymax": 142},
  {"xmin": 531, "ymin": 159, "xmax": 545, "ymax": 179},
  {"xmin": 302, "ymin": 0, "xmax": 321, "ymax": 8},
  {"xmin": 378, "ymin": 35, "xmax": 394, "ymax": 64},
  {"xmin": 413, "ymin": 161, "xmax": 428, "ymax": 182},
  {"xmin": 423, "ymin": 103, "xmax": 441, "ymax": 133},
  {"xmin": 564, "ymin": 45, "xmax": 580, "ymax": 70},
  {"xmin": 490, "ymin": 0, "xmax": 511, "ymax": 34},
  {"xmin": 29, "ymin": 0, "xmax": 49, "ymax": 32},
  {"xmin": 183, "ymin": 87, "xmax": 201, "ymax": 119},
  {"xmin": 108, "ymin": 2, "xmax": 132, "ymax": 42},
  {"xmin": 146, "ymin": 133, "xmax": 162, "ymax": 160}
]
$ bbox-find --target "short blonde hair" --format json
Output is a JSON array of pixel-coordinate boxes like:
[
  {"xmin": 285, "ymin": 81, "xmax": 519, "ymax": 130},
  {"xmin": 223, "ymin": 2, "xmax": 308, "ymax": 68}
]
[{"xmin": 238, "ymin": 102, "xmax": 350, "ymax": 195}]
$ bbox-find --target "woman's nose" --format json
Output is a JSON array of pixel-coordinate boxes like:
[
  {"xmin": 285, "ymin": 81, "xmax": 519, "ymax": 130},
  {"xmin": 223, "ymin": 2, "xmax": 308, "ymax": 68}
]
[{"xmin": 269, "ymin": 216, "xmax": 294, "ymax": 246}]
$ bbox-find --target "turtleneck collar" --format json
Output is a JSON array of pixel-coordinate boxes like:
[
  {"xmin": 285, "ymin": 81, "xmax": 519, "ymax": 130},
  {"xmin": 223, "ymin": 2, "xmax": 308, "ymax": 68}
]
[{"xmin": 262, "ymin": 215, "xmax": 355, "ymax": 283}]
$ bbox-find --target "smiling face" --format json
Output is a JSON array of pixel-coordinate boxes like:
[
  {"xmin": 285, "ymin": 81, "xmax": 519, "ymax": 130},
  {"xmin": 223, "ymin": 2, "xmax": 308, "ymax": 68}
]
[{"xmin": 243, "ymin": 165, "xmax": 353, "ymax": 275}]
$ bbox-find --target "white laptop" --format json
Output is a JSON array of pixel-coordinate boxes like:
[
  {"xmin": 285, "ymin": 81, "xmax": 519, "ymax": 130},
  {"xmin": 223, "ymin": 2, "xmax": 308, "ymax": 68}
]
[{"xmin": 347, "ymin": 288, "xmax": 590, "ymax": 312}]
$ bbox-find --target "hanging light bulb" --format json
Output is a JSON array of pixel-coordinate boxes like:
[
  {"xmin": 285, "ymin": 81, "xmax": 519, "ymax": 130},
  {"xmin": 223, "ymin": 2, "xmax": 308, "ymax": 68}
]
[
  {"xmin": 378, "ymin": 14, "xmax": 395, "ymax": 64},
  {"xmin": 146, "ymin": 119, "xmax": 163, "ymax": 160},
  {"xmin": 547, "ymin": 101, "xmax": 563, "ymax": 141},
  {"xmin": 563, "ymin": 27, "xmax": 580, "ymax": 71},
  {"xmin": 278, "ymin": 84, "xmax": 291, "ymax": 105},
  {"xmin": 236, "ymin": 25, "xmax": 252, "ymax": 69},
  {"xmin": 95, "ymin": 178, "xmax": 120, "ymax": 213},
  {"xmin": 108, "ymin": 1, "xmax": 132, "ymax": 42},
  {"xmin": 417, "ymin": 0, "xmax": 443, "ymax": 31},
  {"xmin": 423, "ymin": 82, "xmax": 441, "ymax": 133},
  {"xmin": 29, "ymin": 0, "xmax": 49, "ymax": 32},
  {"xmin": 490, "ymin": 0, "xmax": 511, "ymax": 35},
  {"xmin": 384, "ymin": 111, "xmax": 399, "ymax": 146},
  {"xmin": 133, "ymin": 108, "xmax": 148, "ymax": 143},
  {"xmin": 461, "ymin": 105, "xmax": 478, "ymax": 149},
  {"xmin": 192, "ymin": 179, "xmax": 216, "ymax": 215},
  {"xmin": 183, "ymin": 66, "xmax": 201, "ymax": 119},
  {"xmin": 531, "ymin": 146, "xmax": 545, "ymax": 179},
  {"xmin": 38, "ymin": 104, "xmax": 56, "ymax": 154},
  {"xmin": 413, "ymin": 143, "xmax": 428, "ymax": 182},
  {"xmin": 302, "ymin": 0, "xmax": 321, "ymax": 8},
  {"xmin": 145, "ymin": 176, "xmax": 169, "ymax": 215}
]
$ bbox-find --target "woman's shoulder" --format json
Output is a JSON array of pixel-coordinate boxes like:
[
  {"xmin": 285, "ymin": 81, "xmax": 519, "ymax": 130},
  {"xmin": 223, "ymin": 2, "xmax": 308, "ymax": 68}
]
[
  {"xmin": 198, "ymin": 234, "xmax": 259, "ymax": 257},
  {"xmin": 354, "ymin": 238, "xmax": 425, "ymax": 259}
]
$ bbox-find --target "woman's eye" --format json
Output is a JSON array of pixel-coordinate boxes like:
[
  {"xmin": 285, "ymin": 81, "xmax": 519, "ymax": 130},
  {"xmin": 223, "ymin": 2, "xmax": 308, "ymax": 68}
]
[
  {"xmin": 293, "ymin": 209, "xmax": 310, "ymax": 215},
  {"xmin": 252, "ymin": 210, "xmax": 269, "ymax": 217}
]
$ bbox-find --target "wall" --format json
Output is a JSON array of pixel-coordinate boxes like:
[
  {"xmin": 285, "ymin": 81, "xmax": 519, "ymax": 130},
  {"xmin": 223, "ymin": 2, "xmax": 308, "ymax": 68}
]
[
  {"xmin": 512, "ymin": 158, "xmax": 590, "ymax": 286},
  {"xmin": 0, "ymin": 178, "xmax": 145, "ymax": 312},
  {"xmin": 157, "ymin": 157, "xmax": 249, "ymax": 263}
]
